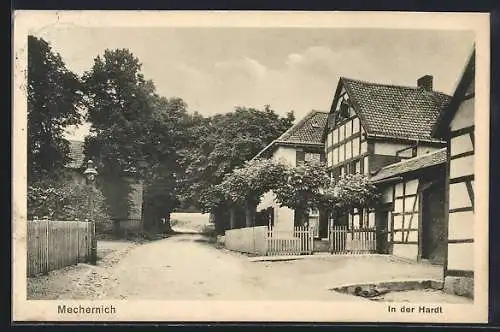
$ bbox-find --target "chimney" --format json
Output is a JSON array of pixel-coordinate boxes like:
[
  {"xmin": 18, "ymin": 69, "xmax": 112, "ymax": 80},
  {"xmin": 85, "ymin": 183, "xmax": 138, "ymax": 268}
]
[{"xmin": 417, "ymin": 75, "xmax": 433, "ymax": 91}]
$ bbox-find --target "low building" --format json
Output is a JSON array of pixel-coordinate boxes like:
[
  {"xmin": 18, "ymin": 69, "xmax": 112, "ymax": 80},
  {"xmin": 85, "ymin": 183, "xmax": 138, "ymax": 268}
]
[
  {"xmin": 433, "ymin": 48, "xmax": 475, "ymax": 298},
  {"xmin": 66, "ymin": 139, "xmax": 144, "ymax": 234},
  {"xmin": 370, "ymin": 148, "xmax": 447, "ymax": 263}
]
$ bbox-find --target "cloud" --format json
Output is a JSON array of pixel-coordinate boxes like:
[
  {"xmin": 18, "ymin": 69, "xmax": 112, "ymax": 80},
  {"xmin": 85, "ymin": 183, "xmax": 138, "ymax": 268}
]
[
  {"xmin": 214, "ymin": 57, "xmax": 267, "ymax": 81},
  {"xmin": 150, "ymin": 47, "xmax": 344, "ymax": 117}
]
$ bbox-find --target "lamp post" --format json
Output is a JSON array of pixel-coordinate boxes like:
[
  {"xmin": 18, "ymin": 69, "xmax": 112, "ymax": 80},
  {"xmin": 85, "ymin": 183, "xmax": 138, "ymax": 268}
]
[{"xmin": 84, "ymin": 160, "xmax": 98, "ymax": 265}]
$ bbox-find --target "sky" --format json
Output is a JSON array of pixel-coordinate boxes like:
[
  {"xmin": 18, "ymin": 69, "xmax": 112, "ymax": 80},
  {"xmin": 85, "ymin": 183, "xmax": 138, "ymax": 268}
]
[{"xmin": 32, "ymin": 26, "xmax": 475, "ymax": 141}]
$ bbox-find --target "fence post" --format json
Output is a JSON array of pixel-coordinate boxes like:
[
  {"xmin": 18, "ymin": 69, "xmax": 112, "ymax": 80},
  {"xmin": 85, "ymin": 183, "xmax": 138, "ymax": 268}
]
[
  {"xmin": 45, "ymin": 218, "xmax": 49, "ymax": 275},
  {"xmin": 76, "ymin": 218, "xmax": 80, "ymax": 265},
  {"xmin": 90, "ymin": 221, "xmax": 97, "ymax": 265}
]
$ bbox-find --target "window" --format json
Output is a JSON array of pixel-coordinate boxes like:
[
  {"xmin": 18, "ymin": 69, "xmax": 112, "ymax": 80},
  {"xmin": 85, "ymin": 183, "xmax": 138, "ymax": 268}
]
[
  {"xmin": 397, "ymin": 145, "xmax": 417, "ymax": 159},
  {"xmin": 305, "ymin": 153, "xmax": 320, "ymax": 163},
  {"xmin": 355, "ymin": 160, "xmax": 361, "ymax": 173},
  {"xmin": 352, "ymin": 208, "xmax": 364, "ymax": 228},
  {"xmin": 340, "ymin": 166, "xmax": 345, "ymax": 177}
]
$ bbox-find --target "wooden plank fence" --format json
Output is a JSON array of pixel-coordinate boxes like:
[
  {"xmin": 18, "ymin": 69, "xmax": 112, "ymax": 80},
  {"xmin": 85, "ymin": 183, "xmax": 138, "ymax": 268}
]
[
  {"xmin": 329, "ymin": 226, "xmax": 376, "ymax": 255},
  {"xmin": 266, "ymin": 226, "xmax": 313, "ymax": 256},
  {"xmin": 27, "ymin": 219, "xmax": 94, "ymax": 277}
]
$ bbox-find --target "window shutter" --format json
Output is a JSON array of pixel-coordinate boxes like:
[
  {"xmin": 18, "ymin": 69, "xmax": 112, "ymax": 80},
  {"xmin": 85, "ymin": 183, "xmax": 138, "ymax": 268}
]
[{"xmin": 296, "ymin": 150, "xmax": 305, "ymax": 166}]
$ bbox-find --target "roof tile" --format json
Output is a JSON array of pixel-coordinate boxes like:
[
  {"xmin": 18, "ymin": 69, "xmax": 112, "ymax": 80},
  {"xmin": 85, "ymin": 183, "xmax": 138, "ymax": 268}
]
[
  {"xmin": 342, "ymin": 78, "xmax": 452, "ymax": 142},
  {"xmin": 252, "ymin": 110, "xmax": 328, "ymax": 159},
  {"xmin": 276, "ymin": 110, "xmax": 328, "ymax": 144}
]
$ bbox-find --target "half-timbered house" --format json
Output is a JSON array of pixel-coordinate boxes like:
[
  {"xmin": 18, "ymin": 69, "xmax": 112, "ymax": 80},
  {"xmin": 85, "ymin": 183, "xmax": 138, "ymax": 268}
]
[
  {"xmin": 324, "ymin": 76, "xmax": 452, "ymax": 233},
  {"xmin": 433, "ymin": 48, "xmax": 475, "ymax": 298}
]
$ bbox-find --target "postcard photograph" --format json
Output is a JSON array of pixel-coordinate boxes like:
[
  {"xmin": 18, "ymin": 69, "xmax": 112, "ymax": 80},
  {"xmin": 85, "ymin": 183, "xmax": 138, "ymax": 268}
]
[{"xmin": 12, "ymin": 11, "xmax": 490, "ymax": 323}]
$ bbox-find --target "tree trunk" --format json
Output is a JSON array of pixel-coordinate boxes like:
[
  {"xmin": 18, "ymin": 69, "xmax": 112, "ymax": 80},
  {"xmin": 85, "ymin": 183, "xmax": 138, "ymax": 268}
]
[
  {"xmin": 294, "ymin": 208, "xmax": 308, "ymax": 227},
  {"xmin": 245, "ymin": 201, "xmax": 256, "ymax": 228},
  {"xmin": 162, "ymin": 213, "xmax": 172, "ymax": 234},
  {"xmin": 229, "ymin": 206, "xmax": 236, "ymax": 229}
]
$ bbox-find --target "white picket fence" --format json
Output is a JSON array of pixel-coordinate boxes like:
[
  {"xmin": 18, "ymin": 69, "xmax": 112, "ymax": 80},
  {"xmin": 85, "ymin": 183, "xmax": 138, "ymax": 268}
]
[
  {"xmin": 266, "ymin": 226, "xmax": 314, "ymax": 256},
  {"xmin": 27, "ymin": 219, "xmax": 95, "ymax": 277},
  {"xmin": 329, "ymin": 225, "xmax": 376, "ymax": 255}
]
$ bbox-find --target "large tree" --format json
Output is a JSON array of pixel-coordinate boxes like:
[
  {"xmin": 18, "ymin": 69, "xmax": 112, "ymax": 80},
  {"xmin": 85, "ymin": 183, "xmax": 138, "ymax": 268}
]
[
  {"xmin": 82, "ymin": 49, "xmax": 190, "ymax": 232},
  {"xmin": 27, "ymin": 35, "xmax": 83, "ymax": 181},
  {"xmin": 178, "ymin": 105, "xmax": 295, "ymax": 210},
  {"xmin": 83, "ymin": 49, "xmax": 157, "ymax": 176}
]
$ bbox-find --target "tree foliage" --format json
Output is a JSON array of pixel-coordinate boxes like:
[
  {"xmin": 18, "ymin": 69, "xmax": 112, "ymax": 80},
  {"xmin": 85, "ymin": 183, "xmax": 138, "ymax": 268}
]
[
  {"xmin": 334, "ymin": 174, "xmax": 380, "ymax": 212},
  {"xmin": 199, "ymin": 158, "xmax": 289, "ymax": 227},
  {"xmin": 274, "ymin": 161, "xmax": 331, "ymax": 211},
  {"xmin": 82, "ymin": 49, "xmax": 190, "ymax": 230},
  {"xmin": 273, "ymin": 161, "xmax": 331, "ymax": 225},
  {"xmin": 28, "ymin": 177, "xmax": 111, "ymax": 231},
  {"xmin": 218, "ymin": 158, "xmax": 289, "ymax": 206},
  {"xmin": 178, "ymin": 106, "xmax": 295, "ymax": 209},
  {"xmin": 82, "ymin": 49, "xmax": 158, "ymax": 177},
  {"xmin": 27, "ymin": 36, "xmax": 83, "ymax": 180}
]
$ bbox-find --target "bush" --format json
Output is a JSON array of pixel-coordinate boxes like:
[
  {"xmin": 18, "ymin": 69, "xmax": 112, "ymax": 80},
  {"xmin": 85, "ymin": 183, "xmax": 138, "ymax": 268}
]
[
  {"xmin": 28, "ymin": 177, "xmax": 112, "ymax": 231},
  {"xmin": 200, "ymin": 223, "xmax": 217, "ymax": 238}
]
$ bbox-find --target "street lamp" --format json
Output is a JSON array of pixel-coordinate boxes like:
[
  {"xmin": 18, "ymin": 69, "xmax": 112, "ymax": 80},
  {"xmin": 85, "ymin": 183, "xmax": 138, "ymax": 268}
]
[{"xmin": 83, "ymin": 160, "xmax": 98, "ymax": 265}]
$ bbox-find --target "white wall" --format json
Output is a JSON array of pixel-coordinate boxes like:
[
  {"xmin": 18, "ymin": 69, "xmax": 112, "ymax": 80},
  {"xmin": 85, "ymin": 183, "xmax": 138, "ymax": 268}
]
[
  {"xmin": 450, "ymin": 98, "xmax": 474, "ymax": 131},
  {"xmin": 393, "ymin": 243, "xmax": 418, "ymax": 260},
  {"xmin": 447, "ymin": 243, "xmax": 474, "ymax": 271},
  {"xmin": 255, "ymin": 145, "xmax": 298, "ymax": 231},
  {"xmin": 448, "ymin": 211, "xmax": 474, "ymax": 240},
  {"xmin": 224, "ymin": 226, "xmax": 268, "ymax": 255},
  {"xmin": 373, "ymin": 142, "xmax": 411, "ymax": 155},
  {"xmin": 274, "ymin": 206, "xmax": 294, "ymax": 230},
  {"xmin": 374, "ymin": 142, "xmax": 441, "ymax": 157},
  {"xmin": 273, "ymin": 146, "xmax": 297, "ymax": 166}
]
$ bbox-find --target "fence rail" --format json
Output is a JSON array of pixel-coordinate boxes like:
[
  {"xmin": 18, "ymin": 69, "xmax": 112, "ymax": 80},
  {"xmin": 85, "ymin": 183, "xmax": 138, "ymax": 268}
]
[
  {"xmin": 27, "ymin": 219, "xmax": 94, "ymax": 277},
  {"xmin": 329, "ymin": 226, "xmax": 376, "ymax": 255},
  {"xmin": 266, "ymin": 226, "xmax": 313, "ymax": 256}
]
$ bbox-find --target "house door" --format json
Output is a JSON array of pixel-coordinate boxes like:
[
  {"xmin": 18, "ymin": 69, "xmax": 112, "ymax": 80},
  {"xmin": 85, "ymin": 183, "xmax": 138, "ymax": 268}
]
[
  {"xmin": 420, "ymin": 182, "xmax": 446, "ymax": 265},
  {"xmin": 375, "ymin": 209, "xmax": 389, "ymax": 254}
]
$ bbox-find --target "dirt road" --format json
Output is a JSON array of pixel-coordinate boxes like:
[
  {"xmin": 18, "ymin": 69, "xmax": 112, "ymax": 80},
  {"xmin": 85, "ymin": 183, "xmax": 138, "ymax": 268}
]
[
  {"xmin": 101, "ymin": 234, "xmax": 358, "ymax": 300},
  {"xmin": 28, "ymin": 233, "xmax": 469, "ymax": 303}
]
